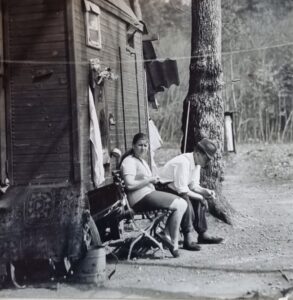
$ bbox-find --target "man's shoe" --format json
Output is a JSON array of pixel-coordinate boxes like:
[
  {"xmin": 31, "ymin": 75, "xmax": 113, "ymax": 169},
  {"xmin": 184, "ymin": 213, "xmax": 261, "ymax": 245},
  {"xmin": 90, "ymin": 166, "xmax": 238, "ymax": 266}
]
[
  {"xmin": 183, "ymin": 241, "xmax": 201, "ymax": 251},
  {"xmin": 198, "ymin": 234, "xmax": 223, "ymax": 244}
]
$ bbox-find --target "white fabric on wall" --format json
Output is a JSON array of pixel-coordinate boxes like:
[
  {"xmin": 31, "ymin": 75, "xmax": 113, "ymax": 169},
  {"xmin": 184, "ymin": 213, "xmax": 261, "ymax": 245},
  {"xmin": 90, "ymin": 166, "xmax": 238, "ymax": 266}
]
[{"xmin": 89, "ymin": 87, "xmax": 105, "ymax": 186}]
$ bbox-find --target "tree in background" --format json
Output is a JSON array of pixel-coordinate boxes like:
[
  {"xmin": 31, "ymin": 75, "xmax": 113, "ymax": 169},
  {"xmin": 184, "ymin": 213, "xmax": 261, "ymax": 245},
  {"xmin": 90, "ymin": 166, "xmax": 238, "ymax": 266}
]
[
  {"xmin": 140, "ymin": 0, "xmax": 293, "ymax": 144},
  {"xmin": 274, "ymin": 64, "xmax": 293, "ymax": 141},
  {"xmin": 181, "ymin": 0, "xmax": 235, "ymax": 224}
]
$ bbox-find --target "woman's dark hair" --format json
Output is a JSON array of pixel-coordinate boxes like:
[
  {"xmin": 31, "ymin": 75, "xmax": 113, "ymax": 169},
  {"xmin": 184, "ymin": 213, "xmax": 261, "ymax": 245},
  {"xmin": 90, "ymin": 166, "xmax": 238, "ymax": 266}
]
[
  {"xmin": 132, "ymin": 132, "xmax": 147, "ymax": 145},
  {"xmin": 119, "ymin": 133, "xmax": 148, "ymax": 167}
]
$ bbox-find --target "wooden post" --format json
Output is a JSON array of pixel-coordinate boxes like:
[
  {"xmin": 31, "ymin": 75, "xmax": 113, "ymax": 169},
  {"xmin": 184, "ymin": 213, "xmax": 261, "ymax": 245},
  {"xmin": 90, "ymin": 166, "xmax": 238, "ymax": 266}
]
[{"xmin": 119, "ymin": 47, "xmax": 127, "ymax": 152}]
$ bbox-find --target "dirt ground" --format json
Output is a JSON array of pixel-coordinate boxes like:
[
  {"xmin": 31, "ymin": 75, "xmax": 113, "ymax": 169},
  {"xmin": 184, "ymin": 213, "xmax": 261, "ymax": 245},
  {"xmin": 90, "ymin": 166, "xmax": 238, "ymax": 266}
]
[{"xmin": 1, "ymin": 143, "xmax": 293, "ymax": 299}]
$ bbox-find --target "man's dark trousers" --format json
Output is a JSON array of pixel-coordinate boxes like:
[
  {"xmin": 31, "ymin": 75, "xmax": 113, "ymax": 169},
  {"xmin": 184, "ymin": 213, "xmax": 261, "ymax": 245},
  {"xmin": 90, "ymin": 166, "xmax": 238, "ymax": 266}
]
[{"xmin": 156, "ymin": 184, "xmax": 207, "ymax": 235}]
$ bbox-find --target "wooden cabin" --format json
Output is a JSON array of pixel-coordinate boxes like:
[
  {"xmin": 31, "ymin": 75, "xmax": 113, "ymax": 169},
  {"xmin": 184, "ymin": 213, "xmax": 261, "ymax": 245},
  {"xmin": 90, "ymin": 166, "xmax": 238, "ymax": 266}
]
[{"xmin": 0, "ymin": 0, "xmax": 148, "ymax": 264}]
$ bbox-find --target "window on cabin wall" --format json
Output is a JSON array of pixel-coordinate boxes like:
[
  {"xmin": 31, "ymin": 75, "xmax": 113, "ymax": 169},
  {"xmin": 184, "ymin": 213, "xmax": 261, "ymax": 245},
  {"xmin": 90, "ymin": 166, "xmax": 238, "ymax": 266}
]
[{"xmin": 84, "ymin": 0, "xmax": 102, "ymax": 49}]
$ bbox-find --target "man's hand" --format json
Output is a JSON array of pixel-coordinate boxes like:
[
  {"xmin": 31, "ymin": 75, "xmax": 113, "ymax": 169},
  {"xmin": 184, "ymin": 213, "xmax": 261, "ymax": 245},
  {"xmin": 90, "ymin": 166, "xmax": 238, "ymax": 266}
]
[
  {"xmin": 205, "ymin": 189, "xmax": 216, "ymax": 200},
  {"xmin": 201, "ymin": 199, "xmax": 209, "ymax": 210},
  {"xmin": 187, "ymin": 192, "xmax": 208, "ymax": 210}
]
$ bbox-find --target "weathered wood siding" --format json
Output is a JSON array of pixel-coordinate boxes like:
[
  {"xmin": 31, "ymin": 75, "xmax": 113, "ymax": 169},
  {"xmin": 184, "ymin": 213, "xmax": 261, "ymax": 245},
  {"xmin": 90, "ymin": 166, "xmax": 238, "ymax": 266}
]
[
  {"xmin": 5, "ymin": 0, "xmax": 72, "ymax": 185},
  {"xmin": 0, "ymin": 0, "xmax": 85, "ymax": 264},
  {"xmin": 72, "ymin": 0, "xmax": 148, "ymax": 187}
]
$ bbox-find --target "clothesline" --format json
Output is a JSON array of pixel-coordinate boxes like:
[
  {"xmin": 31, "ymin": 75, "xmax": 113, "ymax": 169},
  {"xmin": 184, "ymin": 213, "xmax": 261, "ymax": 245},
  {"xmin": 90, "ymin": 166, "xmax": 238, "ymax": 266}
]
[{"xmin": 2, "ymin": 40, "xmax": 293, "ymax": 66}]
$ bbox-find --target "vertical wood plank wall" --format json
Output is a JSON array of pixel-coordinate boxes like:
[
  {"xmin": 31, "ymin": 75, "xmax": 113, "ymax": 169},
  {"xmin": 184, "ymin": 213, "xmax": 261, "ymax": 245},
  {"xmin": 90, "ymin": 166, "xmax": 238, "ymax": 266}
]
[
  {"xmin": 72, "ymin": 0, "xmax": 148, "ymax": 188},
  {"xmin": 0, "ymin": 0, "xmax": 85, "ymax": 263},
  {"xmin": 0, "ymin": 1, "xmax": 6, "ymax": 184},
  {"xmin": 5, "ymin": 0, "xmax": 72, "ymax": 185}
]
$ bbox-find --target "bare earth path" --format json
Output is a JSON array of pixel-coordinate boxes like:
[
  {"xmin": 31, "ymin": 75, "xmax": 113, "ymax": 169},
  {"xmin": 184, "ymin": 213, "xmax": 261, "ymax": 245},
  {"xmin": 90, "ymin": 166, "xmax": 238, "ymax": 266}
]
[{"xmin": 1, "ymin": 144, "xmax": 293, "ymax": 299}]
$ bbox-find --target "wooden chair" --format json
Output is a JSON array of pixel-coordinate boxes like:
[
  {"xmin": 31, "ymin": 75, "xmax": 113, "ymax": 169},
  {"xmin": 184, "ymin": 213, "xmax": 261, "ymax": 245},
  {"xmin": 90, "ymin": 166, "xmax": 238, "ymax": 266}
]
[{"xmin": 112, "ymin": 171, "xmax": 173, "ymax": 260}]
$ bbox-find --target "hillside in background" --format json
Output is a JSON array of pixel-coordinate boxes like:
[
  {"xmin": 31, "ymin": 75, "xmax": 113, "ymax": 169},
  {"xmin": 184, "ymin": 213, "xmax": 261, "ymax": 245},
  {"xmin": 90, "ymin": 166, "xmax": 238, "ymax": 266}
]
[{"xmin": 141, "ymin": 0, "xmax": 293, "ymax": 144}]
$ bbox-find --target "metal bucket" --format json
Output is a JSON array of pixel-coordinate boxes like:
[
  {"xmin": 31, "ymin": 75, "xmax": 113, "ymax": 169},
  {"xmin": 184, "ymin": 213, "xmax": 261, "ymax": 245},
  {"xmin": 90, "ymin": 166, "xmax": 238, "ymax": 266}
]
[{"xmin": 75, "ymin": 247, "xmax": 106, "ymax": 285}]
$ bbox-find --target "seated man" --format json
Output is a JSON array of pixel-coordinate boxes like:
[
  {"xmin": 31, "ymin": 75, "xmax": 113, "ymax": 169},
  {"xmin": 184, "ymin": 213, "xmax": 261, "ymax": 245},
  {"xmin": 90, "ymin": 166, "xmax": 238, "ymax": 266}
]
[{"xmin": 158, "ymin": 138, "xmax": 224, "ymax": 251}]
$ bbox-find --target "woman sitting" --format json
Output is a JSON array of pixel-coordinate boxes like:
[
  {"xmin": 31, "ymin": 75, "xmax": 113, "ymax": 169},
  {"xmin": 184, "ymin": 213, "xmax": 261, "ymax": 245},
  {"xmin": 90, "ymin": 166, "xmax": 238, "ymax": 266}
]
[{"xmin": 120, "ymin": 133, "xmax": 187, "ymax": 257}]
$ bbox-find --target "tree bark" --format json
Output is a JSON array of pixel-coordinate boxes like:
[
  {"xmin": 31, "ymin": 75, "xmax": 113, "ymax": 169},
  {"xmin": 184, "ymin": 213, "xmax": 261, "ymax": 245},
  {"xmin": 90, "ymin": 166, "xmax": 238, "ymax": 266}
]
[{"xmin": 181, "ymin": 0, "xmax": 236, "ymax": 225}]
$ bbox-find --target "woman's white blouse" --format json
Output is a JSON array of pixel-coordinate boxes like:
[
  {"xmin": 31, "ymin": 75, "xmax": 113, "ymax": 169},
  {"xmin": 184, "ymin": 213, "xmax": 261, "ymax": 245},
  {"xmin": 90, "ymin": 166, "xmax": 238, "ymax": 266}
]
[{"xmin": 120, "ymin": 155, "xmax": 155, "ymax": 207}]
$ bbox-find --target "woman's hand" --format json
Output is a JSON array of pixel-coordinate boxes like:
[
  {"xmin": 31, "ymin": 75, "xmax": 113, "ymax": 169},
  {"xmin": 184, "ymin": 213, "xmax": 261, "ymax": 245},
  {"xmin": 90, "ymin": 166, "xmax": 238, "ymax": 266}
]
[{"xmin": 146, "ymin": 176, "xmax": 160, "ymax": 184}]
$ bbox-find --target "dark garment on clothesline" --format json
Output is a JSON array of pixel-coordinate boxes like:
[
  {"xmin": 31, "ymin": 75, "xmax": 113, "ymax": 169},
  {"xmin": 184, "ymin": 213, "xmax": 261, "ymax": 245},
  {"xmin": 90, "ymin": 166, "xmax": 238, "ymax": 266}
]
[
  {"xmin": 143, "ymin": 40, "xmax": 180, "ymax": 107},
  {"xmin": 147, "ymin": 59, "xmax": 180, "ymax": 90}
]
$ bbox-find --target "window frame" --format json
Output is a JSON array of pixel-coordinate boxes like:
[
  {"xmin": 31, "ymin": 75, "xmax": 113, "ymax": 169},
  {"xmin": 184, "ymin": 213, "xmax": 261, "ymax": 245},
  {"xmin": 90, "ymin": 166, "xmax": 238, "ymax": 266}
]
[{"xmin": 84, "ymin": 0, "xmax": 102, "ymax": 50}]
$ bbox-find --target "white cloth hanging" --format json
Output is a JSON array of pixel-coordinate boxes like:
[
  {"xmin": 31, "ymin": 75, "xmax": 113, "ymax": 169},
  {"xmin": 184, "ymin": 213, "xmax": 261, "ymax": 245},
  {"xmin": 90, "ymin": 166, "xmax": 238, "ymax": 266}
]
[
  {"xmin": 89, "ymin": 87, "xmax": 105, "ymax": 186},
  {"xmin": 224, "ymin": 115, "xmax": 234, "ymax": 152},
  {"xmin": 148, "ymin": 119, "xmax": 163, "ymax": 175},
  {"xmin": 149, "ymin": 119, "xmax": 163, "ymax": 152}
]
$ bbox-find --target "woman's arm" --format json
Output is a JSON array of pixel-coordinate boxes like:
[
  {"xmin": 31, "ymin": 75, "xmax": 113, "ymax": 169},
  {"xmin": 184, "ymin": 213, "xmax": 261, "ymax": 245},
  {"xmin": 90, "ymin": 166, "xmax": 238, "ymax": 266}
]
[{"xmin": 123, "ymin": 174, "xmax": 158, "ymax": 191}]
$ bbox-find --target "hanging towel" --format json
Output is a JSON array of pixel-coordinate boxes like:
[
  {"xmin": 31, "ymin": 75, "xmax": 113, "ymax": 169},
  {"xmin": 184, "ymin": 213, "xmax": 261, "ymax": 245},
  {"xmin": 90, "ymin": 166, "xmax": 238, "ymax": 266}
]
[{"xmin": 89, "ymin": 87, "xmax": 105, "ymax": 187}]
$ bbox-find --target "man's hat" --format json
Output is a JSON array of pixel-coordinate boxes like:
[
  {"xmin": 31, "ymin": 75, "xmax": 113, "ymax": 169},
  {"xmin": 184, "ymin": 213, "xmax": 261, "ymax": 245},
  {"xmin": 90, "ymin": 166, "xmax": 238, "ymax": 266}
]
[{"xmin": 197, "ymin": 138, "xmax": 217, "ymax": 160}]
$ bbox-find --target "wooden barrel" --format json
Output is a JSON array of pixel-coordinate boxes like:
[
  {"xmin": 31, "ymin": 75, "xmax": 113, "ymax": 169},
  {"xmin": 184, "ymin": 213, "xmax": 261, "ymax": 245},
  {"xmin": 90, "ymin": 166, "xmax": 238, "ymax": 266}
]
[{"xmin": 75, "ymin": 247, "xmax": 106, "ymax": 285}]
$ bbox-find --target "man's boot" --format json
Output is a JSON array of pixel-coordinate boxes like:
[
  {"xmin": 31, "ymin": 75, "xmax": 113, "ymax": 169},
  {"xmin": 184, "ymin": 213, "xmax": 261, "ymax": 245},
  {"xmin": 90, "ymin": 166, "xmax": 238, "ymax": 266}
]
[
  {"xmin": 198, "ymin": 232, "xmax": 224, "ymax": 244},
  {"xmin": 183, "ymin": 232, "xmax": 201, "ymax": 251}
]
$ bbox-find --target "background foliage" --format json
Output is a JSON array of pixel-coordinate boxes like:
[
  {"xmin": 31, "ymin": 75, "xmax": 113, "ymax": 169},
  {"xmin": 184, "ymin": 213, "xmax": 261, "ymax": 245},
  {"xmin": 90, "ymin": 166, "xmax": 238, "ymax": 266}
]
[{"xmin": 141, "ymin": 0, "xmax": 293, "ymax": 143}]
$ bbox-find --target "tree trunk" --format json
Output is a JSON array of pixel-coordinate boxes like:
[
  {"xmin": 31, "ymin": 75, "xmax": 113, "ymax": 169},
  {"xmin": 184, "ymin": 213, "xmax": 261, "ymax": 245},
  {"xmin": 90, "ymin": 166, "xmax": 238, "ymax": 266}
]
[{"xmin": 181, "ymin": 0, "xmax": 236, "ymax": 225}]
